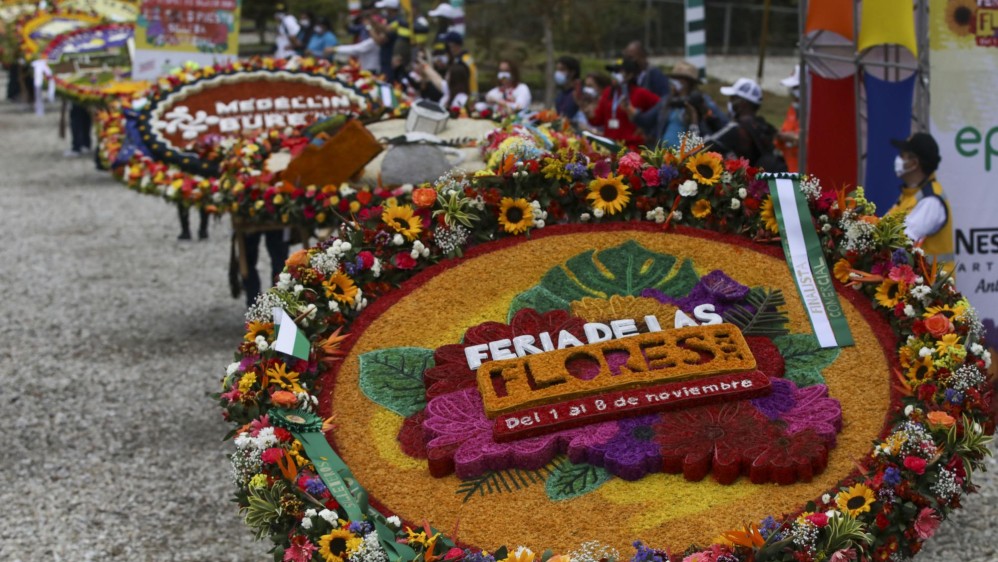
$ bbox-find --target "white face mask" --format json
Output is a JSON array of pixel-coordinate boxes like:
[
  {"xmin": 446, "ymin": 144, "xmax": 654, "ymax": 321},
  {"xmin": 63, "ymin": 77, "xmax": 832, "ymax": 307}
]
[
  {"xmin": 583, "ymin": 86, "xmax": 599, "ymax": 98},
  {"xmin": 434, "ymin": 55, "xmax": 449, "ymax": 66},
  {"xmin": 497, "ymin": 71, "xmax": 512, "ymax": 81},
  {"xmin": 554, "ymin": 70, "xmax": 567, "ymax": 86},
  {"xmin": 612, "ymin": 72, "xmax": 625, "ymax": 85},
  {"xmin": 727, "ymin": 101, "xmax": 735, "ymax": 116},
  {"xmin": 894, "ymin": 155, "xmax": 913, "ymax": 177}
]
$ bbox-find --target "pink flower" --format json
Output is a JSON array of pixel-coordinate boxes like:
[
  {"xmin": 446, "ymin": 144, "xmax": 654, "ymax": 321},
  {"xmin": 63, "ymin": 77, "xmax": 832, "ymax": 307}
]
[
  {"xmin": 593, "ymin": 158, "xmax": 612, "ymax": 178},
  {"xmin": 888, "ymin": 264, "xmax": 916, "ymax": 284},
  {"xmin": 248, "ymin": 415, "xmax": 271, "ymax": 437},
  {"xmin": 828, "ymin": 548, "xmax": 857, "ymax": 562},
  {"xmin": 641, "ymin": 166, "xmax": 661, "ymax": 187},
  {"xmin": 903, "ymin": 455, "xmax": 927, "ymax": 475},
  {"xmin": 617, "ymin": 152, "xmax": 644, "ymax": 176},
  {"xmin": 261, "ymin": 447, "xmax": 285, "ymax": 464},
  {"xmin": 284, "ymin": 535, "xmax": 318, "ymax": 562},
  {"xmin": 914, "ymin": 507, "xmax": 941, "ymax": 539},
  {"xmin": 806, "ymin": 512, "xmax": 829, "ymax": 527}
]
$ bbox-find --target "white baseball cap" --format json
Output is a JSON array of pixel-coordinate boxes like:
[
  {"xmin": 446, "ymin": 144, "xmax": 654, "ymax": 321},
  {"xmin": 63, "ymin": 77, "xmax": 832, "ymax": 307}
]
[
  {"xmin": 428, "ymin": 3, "xmax": 463, "ymax": 19},
  {"xmin": 720, "ymin": 77, "xmax": 763, "ymax": 105},
  {"xmin": 374, "ymin": 0, "xmax": 400, "ymax": 9},
  {"xmin": 780, "ymin": 65, "xmax": 800, "ymax": 88}
]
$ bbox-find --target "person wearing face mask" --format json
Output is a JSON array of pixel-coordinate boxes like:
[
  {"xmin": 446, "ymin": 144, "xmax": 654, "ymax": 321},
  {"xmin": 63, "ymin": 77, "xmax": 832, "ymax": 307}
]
[
  {"xmin": 273, "ymin": 4, "xmax": 301, "ymax": 59},
  {"xmin": 631, "ymin": 60, "xmax": 726, "ymax": 147},
  {"xmin": 775, "ymin": 65, "xmax": 801, "ymax": 172},
  {"xmin": 574, "ymin": 72, "xmax": 611, "ymax": 131},
  {"xmin": 294, "ymin": 11, "xmax": 316, "ymax": 56},
  {"xmin": 705, "ymin": 77, "xmax": 785, "ymax": 171},
  {"xmin": 587, "ymin": 58, "xmax": 659, "ymax": 149},
  {"xmin": 484, "ymin": 59, "xmax": 532, "ymax": 115},
  {"xmin": 887, "ymin": 133, "xmax": 954, "ymax": 274},
  {"xmin": 554, "ymin": 56, "xmax": 581, "ymax": 120},
  {"xmin": 305, "ymin": 18, "xmax": 339, "ymax": 59},
  {"xmin": 327, "ymin": 13, "xmax": 382, "ymax": 72}
]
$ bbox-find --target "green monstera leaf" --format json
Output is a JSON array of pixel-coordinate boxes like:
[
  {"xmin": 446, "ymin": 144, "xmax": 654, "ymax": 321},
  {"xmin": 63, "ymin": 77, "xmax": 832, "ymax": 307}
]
[
  {"xmin": 358, "ymin": 347, "xmax": 434, "ymax": 416},
  {"xmin": 772, "ymin": 333, "xmax": 841, "ymax": 387},
  {"xmin": 545, "ymin": 457, "xmax": 613, "ymax": 501},
  {"xmin": 508, "ymin": 241, "xmax": 699, "ymax": 320}
]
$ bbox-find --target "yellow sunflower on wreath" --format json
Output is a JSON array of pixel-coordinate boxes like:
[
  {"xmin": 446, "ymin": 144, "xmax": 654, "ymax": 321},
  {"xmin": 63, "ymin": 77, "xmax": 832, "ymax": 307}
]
[
  {"xmin": 686, "ymin": 151, "xmax": 723, "ymax": 186},
  {"xmin": 760, "ymin": 196, "xmax": 779, "ymax": 234},
  {"xmin": 836, "ymin": 483, "xmax": 876, "ymax": 517},
  {"xmin": 318, "ymin": 528, "xmax": 363, "ymax": 562},
  {"xmin": 243, "ymin": 320, "xmax": 274, "ymax": 342},
  {"xmin": 924, "ymin": 303, "xmax": 967, "ymax": 322},
  {"xmin": 382, "ymin": 202, "xmax": 422, "ymax": 241},
  {"xmin": 324, "ymin": 271, "xmax": 359, "ymax": 304},
  {"xmin": 906, "ymin": 354, "xmax": 936, "ymax": 386},
  {"xmin": 498, "ymin": 197, "xmax": 533, "ymax": 234},
  {"xmin": 587, "ymin": 175, "xmax": 631, "ymax": 215},
  {"xmin": 691, "ymin": 199, "xmax": 712, "ymax": 219},
  {"xmin": 874, "ymin": 279, "xmax": 905, "ymax": 308},
  {"xmin": 946, "ymin": 0, "xmax": 976, "ymax": 37}
]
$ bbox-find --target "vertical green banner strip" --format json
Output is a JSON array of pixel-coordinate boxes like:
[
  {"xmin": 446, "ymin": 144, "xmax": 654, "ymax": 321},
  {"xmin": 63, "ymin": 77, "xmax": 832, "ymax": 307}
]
[{"xmin": 764, "ymin": 173, "xmax": 854, "ymax": 348}]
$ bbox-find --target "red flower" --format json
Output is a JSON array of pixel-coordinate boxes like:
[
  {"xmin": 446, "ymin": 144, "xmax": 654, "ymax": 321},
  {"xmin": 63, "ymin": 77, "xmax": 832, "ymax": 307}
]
[
  {"xmin": 261, "ymin": 447, "xmax": 285, "ymax": 464},
  {"xmin": 393, "ymin": 252, "xmax": 417, "ymax": 270},
  {"xmin": 357, "ymin": 250, "xmax": 375, "ymax": 269},
  {"xmin": 805, "ymin": 512, "xmax": 829, "ymax": 527},
  {"xmin": 274, "ymin": 427, "xmax": 293, "ymax": 442},
  {"xmin": 655, "ymin": 401, "xmax": 779, "ymax": 484},
  {"xmin": 875, "ymin": 511, "xmax": 890, "ymax": 530},
  {"xmin": 617, "ymin": 152, "xmax": 644, "ymax": 176},
  {"xmin": 747, "ymin": 428, "xmax": 829, "ymax": 485},
  {"xmin": 903, "ymin": 455, "xmax": 927, "ymax": 475},
  {"xmin": 642, "ymin": 166, "xmax": 660, "ymax": 187}
]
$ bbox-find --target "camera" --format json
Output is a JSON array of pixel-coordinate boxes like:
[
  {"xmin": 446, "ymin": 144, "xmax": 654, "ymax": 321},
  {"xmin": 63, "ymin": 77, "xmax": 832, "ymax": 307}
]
[{"xmin": 666, "ymin": 90, "xmax": 706, "ymax": 111}]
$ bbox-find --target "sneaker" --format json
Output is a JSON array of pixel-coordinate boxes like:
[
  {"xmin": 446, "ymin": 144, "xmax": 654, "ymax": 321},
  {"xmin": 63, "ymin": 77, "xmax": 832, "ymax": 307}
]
[
  {"xmin": 80, "ymin": 146, "xmax": 92, "ymax": 154},
  {"xmin": 178, "ymin": 231, "xmax": 192, "ymax": 240},
  {"xmin": 63, "ymin": 149, "xmax": 82, "ymax": 158}
]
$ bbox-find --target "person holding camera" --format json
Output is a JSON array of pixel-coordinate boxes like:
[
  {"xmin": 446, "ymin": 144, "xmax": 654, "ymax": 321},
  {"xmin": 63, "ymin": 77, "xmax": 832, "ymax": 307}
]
[{"xmin": 631, "ymin": 60, "xmax": 725, "ymax": 148}]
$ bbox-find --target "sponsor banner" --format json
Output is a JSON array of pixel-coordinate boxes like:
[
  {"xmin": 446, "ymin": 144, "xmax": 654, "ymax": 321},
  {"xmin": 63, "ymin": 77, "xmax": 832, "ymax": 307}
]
[
  {"xmin": 930, "ymin": 0, "xmax": 998, "ymax": 344},
  {"xmin": 133, "ymin": 0, "xmax": 240, "ymax": 80}
]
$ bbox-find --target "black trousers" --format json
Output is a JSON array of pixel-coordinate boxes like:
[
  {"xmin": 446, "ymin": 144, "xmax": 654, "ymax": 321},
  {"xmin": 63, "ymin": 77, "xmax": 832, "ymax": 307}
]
[
  {"xmin": 243, "ymin": 230, "xmax": 290, "ymax": 307},
  {"xmin": 70, "ymin": 104, "xmax": 92, "ymax": 151}
]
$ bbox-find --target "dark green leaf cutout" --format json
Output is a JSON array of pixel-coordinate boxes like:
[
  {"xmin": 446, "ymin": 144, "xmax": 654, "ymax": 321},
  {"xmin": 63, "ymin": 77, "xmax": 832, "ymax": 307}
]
[
  {"xmin": 455, "ymin": 466, "xmax": 553, "ymax": 503},
  {"xmin": 358, "ymin": 347, "xmax": 434, "ymax": 416},
  {"xmin": 508, "ymin": 241, "xmax": 700, "ymax": 318},
  {"xmin": 772, "ymin": 333, "xmax": 840, "ymax": 387},
  {"xmin": 545, "ymin": 457, "xmax": 613, "ymax": 501},
  {"xmin": 723, "ymin": 287, "xmax": 790, "ymax": 337}
]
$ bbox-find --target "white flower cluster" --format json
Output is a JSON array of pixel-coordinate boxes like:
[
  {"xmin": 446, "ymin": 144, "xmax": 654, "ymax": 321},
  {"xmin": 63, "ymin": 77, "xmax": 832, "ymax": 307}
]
[
  {"xmin": 909, "ymin": 284, "xmax": 932, "ymax": 303},
  {"xmin": 410, "ymin": 240, "xmax": 430, "ymax": 260},
  {"xmin": 949, "ymin": 364, "xmax": 986, "ymax": 391},
  {"xmin": 567, "ymin": 541, "xmax": 619, "ymax": 562},
  {"xmin": 840, "ymin": 215, "xmax": 876, "ymax": 253},
  {"xmin": 229, "ymin": 445, "xmax": 262, "ymax": 487},
  {"xmin": 646, "ymin": 207, "xmax": 667, "ymax": 224},
  {"xmin": 788, "ymin": 521, "xmax": 819, "ymax": 554},
  {"xmin": 931, "ymin": 467, "xmax": 961, "ymax": 500},
  {"xmin": 434, "ymin": 225, "xmax": 469, "ymax": 254},
  {"xmin": 592, "ymin": 208, "xmax": 605, "ymax": 218},
  {"xmin": 245, "ymin": 292, "xmax": 285, "ymax": 323},
  {"xmin": 352, "ymin": 532, "xmax": 389, "ymax": 562},
  {"xmin": 677, "ymin": 131, "xmax": 704, "ymax": 151},
  {"xmin": 896, "ymin": 421, "xmax": 937, "ymax": 458},
  {"xmin": 678, "ymin": 179, "xmax": 698, "ymax": 197},
  {"xmin": 729, "ymin": 198, "xmax": 741, "ymax": 210},
  {"xmin": 799, "ymin": 175, "xmax": 822, "ymax": 202},
  {"xmin": 530, "ymin": 200, "xmax": 547, "ymax": 229}
]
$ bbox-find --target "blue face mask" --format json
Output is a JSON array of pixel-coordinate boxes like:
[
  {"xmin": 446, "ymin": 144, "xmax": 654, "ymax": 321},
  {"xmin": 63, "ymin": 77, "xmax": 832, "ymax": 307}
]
[{"xmin": 554, "ymin": 70, "xmax": 567, "ymax": 86}]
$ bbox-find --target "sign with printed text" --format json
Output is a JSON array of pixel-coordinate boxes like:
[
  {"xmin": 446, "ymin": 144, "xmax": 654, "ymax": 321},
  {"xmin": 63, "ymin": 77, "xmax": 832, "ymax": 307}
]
[
  {"xmin": 133, "ymin": 0, "xmax": 240, "ymax": 80},
  {"xmin": 930, "ymin": 0, "xmax": 998, "ymax": 348}
]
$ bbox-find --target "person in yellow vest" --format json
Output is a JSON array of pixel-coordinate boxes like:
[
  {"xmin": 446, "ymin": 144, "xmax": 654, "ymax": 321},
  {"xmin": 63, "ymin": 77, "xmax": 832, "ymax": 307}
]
[{"xmin": 888, "ymin": 132, "xmax": 954, "ymax": 274}]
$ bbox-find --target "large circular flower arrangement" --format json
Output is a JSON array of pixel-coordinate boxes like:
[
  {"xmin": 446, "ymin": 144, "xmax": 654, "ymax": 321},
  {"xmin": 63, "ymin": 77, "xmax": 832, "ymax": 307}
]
[
  {"xmin": 41, "ymin": 22, "xmax": 148, "ymax": 106},
  {"xmin": 99, "ymin": 58, "xmax": 407, "ymax": 214},
  {"xmin": 217, "ymin": 132, "xmax": 995, "ymax": 562}
]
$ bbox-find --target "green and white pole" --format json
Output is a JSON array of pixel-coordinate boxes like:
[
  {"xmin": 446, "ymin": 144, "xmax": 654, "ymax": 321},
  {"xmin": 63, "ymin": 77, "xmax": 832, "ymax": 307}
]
[{"xmin": 684, "ymin": 0, "xmax": 707, "ymax": 80}]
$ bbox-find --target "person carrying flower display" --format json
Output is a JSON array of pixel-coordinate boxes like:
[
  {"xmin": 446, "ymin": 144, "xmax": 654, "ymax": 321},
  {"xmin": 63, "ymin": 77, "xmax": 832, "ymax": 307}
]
[
  {"xmin": 588, "ymin": 58, "xmax": 659, "ymax": 149},
  {"xmin": 887, "ymin": 132, "xmax": 954, "ymax": 274}
]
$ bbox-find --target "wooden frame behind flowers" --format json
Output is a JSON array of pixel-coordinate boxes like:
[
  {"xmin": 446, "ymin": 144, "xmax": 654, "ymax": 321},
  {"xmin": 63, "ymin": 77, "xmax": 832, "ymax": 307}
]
[{"xmin": 216, "ymin": 130, "xmax": 996, "ymax": 562}]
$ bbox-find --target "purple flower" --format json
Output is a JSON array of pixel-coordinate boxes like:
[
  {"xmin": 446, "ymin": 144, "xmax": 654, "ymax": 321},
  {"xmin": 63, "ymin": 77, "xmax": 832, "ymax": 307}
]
[
  {"xmin": 348, "ymin": 520, "xmax": 373, "ymax": 534},
  {"xmin": 304, "ymin": 476, "xmax": 327, "ymax": 496},
  {"xmin": 882, "ymin": 466, "xmax": 902, "ymax": 487},
  {"xmin": 573, "ymin": 415, "xmax": 664, "ymax": 481},
  {"xmin": 631, "ymin": 541, "xmax": 666, "ymax": 562},
  {"xmin": 759, "ymin": 515, "xmax": 783, "ymax": 540},
  {"xmin": 565, "ymin": 162, "xmax": 589, "ymax": 181},
  {"xmin": 891, "ymin": 248, "xmax": 910, "ymax": 266},
  {"xmin": 593, "ymin": 158, "xmax": 612, "ymax": 179},
  {"xmin": 658, "ymin": 165, "xmax": 679, "ymax": 184},
  {"xmin": 945, "ymin": 388, "xmax": 965, "ymax": 404},
  {"xmin": 751, "ymin": 377, "xmax": 797, "ymax": 420}
]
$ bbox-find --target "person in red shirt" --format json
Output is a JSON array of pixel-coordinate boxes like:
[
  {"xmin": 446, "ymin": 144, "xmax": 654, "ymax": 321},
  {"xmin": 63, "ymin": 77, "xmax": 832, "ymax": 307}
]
[{"xmin": 587, "ymin": 58, "xmax": 659, "ymax": 149}]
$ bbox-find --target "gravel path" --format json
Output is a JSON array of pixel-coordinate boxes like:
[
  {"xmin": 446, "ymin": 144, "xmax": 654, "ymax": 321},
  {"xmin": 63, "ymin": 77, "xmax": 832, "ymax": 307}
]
[{"xmin": 0, "ymin": 97, "xmax": 994, "ymax": 561}]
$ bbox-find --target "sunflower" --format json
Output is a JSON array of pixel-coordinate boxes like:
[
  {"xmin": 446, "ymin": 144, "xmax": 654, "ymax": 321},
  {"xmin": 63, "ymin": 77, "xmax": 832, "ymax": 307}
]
[
  {"xmin": 324, "ymin": 271, "xmax": 359, "ymax": 304},
  {"xmin": 836, "ymin": 483, "xmax": 876, "ymax": 517},
  {"xmin": 906, "ymin": 354, "xmax": 936, "ymax": 386},
  {"xmin": 935, "ymin": 333, "xmax": 963, "ymax": 355},
  {"xmin": 318, "ymin": 529, "xmax": 363, "ymax": 562},
  {"xmin": 498, "ymin": 197, "xmax": 534, "ymax": 234},
  {"xmin": 586, "ymin": 175, "xmax": 631, "ymax": 215},
  {"xmin": 945, "ymin": 0, "xmax": 976, "ymax": 36},
  {"xmin": 760, "ymin": 197, "xmax": 779, "ymax": 233},
  {"xmin": 691, "ymin": 198, "xmax": 712, "ymax": 219},
  {"xmin": 381, "ymin": 202, "xmax": 422, "ymax": 241},
  {"xmin": 924, "ymin": 303, "xmax": 967, "ymax": 321},
  {"xmin": 686, "ymin": 151, "xmax": 723, "ymax": 186},
  {"xmin": 265, "ymin": 363, "xmax": 304, "ymax": 394},
  {"xmin": 243, "ymin": 320, "xmax": 274, "ymax": 342},
  {"xmin": 874, "ymin": 279, "xmax": 905, "ymax": 308}
]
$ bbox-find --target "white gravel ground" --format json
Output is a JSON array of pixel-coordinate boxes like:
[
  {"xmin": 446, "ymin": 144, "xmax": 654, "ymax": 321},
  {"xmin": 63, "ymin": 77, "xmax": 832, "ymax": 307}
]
[{"xmin": 0, "ymin": 97, "xmax": 995, "ymax": 561}]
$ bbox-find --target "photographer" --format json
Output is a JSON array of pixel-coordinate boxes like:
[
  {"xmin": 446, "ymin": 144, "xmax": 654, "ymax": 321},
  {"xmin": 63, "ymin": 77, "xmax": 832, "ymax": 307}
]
[{"xmin": 631, "ymin": 61, "xmax": 726, "ymax": 148}]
